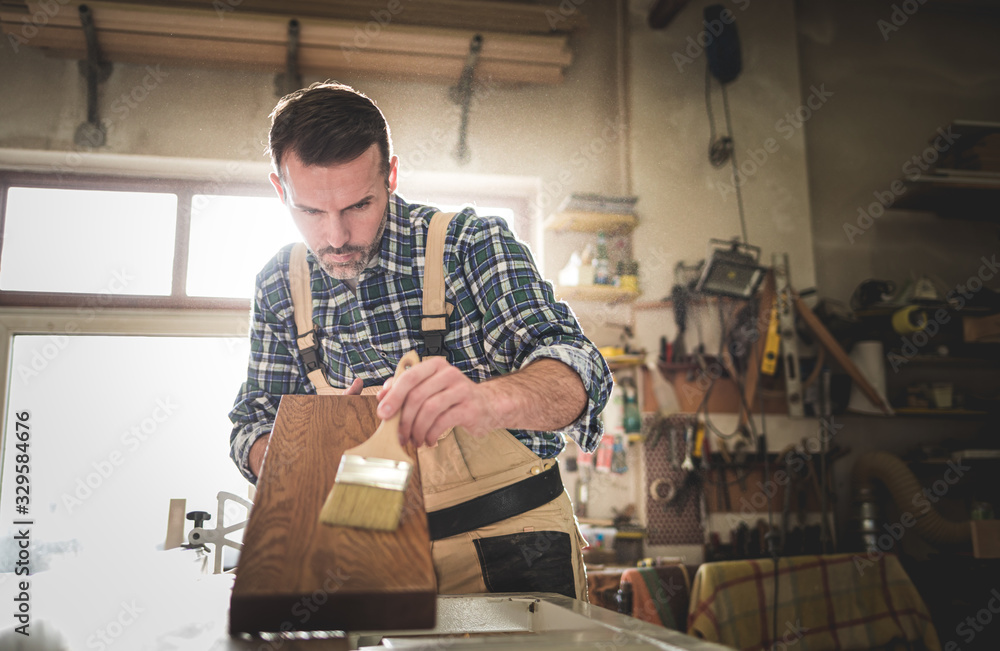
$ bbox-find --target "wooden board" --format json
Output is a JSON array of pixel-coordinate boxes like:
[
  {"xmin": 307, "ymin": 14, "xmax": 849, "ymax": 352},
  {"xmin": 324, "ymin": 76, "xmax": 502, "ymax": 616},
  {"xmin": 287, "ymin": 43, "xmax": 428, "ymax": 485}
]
[
  {"xmin": 37, "ymin": 0, "xmax": 588, "ymax": 34},
  {"xmin": 793, "ymin": 294, "xmax": 893, "ymax": 415},
  {"xmin": 230, "ymin": 395, "xmax": 436, "ymax": 635}
]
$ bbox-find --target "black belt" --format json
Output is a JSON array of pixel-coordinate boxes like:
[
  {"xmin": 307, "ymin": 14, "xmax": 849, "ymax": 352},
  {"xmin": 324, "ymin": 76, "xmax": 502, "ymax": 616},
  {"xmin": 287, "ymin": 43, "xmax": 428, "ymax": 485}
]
[{"xmin": 426, "ymin": 463, "xmax": 563, "ymax": 541}]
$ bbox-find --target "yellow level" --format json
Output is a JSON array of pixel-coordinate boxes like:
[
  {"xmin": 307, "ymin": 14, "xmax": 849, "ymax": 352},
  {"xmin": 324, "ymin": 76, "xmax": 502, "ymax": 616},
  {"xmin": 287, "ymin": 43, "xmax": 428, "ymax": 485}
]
[{"xmin": 761, "ymin": 302, "xmax": 780, "ymax": 375}]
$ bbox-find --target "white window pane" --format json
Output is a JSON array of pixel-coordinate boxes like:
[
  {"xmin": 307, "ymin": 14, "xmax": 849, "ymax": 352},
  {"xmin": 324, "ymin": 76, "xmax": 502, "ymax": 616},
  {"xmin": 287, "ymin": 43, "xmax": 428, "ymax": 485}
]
[
  {"xmin": 187, "ymin": 195, "xmax": 302, "ymax": 298},
  {"xmin": 0, "ymin": 335, "xmax": 251, "ymax": 571},
  {"xmin": 0, "ymin": 187, "xmax": 177, "ymax": 295}
]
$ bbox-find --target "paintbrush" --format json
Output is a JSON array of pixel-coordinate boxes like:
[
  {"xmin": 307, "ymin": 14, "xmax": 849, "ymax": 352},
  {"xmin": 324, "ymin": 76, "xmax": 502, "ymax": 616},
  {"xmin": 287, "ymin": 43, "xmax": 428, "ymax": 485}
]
[{"xmin": 319, "ymin": 350, "xmax": 420, "ymax": 531}]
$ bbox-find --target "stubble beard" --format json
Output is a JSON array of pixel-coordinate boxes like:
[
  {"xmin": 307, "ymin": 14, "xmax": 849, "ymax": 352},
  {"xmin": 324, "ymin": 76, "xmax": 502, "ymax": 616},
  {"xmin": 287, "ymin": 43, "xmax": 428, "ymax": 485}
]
[{"xmin": 315, "ymin": 202, "xmax": 389, "ymax": 280}]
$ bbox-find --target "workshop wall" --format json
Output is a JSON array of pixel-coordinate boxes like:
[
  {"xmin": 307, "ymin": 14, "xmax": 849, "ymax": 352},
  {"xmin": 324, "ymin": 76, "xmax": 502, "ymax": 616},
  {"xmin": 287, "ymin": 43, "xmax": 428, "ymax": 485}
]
[
  {"xmin": 628, "ymin": 0, "xmax": 816, "ymax": 396},
  {"xmin": 623, "ymin": 0, "xmax": 823, "ymax": 558},
  {"xmin": 628, "ymin": 0, "xmax": 816, "ymax": 308},
  {"xmin": 0, "ymin": 3, "xmax": 625, "ymax": 198},
  {"xmin": 799, "ymin": 0, "xmax": 1000, "ymax": 305}
]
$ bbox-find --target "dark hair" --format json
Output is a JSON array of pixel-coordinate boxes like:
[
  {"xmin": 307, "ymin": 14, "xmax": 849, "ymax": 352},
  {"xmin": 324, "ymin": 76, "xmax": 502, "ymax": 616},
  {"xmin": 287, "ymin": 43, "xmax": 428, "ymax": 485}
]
[{"xmin": 267, "ymin": 81, "xmax": 392, "ymax": 179}]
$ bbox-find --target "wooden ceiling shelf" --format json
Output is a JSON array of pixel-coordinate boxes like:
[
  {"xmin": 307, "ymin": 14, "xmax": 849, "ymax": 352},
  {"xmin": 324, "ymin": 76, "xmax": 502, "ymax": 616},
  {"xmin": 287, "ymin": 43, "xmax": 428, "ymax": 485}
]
[
  {"xmin": 554, "ymin": 284, "xmax": 639, "ymax": 304},
  {"xmin": 544, "ymin": 210, "xmax": 638, "ymax": 235},
  {"xmin": 79, "ymin": 0, "xmax": 587, "ymax": 34},
  {"xmin": 0, "ymin": 0, "xmax": 576, "ymax": 85}
]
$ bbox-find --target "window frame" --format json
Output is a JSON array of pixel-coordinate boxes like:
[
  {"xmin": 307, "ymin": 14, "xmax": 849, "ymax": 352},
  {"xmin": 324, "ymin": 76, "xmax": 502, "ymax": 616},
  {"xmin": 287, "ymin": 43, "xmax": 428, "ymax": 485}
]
[{"xmin": 0, "ymin": 170, "xmax": 275, "ymax": 310}]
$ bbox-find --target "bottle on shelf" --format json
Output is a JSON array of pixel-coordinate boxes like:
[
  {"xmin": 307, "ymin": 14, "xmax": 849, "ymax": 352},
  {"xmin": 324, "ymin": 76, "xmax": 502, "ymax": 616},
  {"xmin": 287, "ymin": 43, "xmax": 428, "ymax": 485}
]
[
  {"xmin": 622, "ymin": 377, "xmax": 641, "ymax": 434},
  {"xmin": 594, "ymin": 231, "xmax": 611, "ymax": 285}
]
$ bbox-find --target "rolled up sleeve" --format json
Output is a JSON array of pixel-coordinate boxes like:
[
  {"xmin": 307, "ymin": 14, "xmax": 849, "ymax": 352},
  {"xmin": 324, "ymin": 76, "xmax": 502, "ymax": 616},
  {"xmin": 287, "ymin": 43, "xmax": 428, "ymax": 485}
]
[{"xmin": 458, "ymin": 214, "xmax": 612, "ymax": 453}]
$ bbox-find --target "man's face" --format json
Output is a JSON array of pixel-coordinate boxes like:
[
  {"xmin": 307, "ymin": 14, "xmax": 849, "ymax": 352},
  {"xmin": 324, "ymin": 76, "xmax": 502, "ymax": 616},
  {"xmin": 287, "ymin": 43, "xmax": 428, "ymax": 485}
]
[{"xmin": 270, "ymin": 144, "xmax": 398, "ymax": 280}]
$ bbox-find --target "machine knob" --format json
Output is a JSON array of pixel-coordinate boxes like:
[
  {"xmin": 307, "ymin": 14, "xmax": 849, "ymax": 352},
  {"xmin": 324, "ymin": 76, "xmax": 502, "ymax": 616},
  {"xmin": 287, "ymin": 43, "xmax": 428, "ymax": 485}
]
[{"xmin": 187, "ymin": 510, "xmax": 212, "ymax": 529}]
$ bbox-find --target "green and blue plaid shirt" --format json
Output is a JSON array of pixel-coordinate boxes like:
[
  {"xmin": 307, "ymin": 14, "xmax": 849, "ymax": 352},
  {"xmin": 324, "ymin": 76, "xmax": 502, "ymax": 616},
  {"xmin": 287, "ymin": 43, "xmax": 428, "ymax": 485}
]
[{"xmin": 229, "ymin": 194, "xmax": 611, "ymax": 483}]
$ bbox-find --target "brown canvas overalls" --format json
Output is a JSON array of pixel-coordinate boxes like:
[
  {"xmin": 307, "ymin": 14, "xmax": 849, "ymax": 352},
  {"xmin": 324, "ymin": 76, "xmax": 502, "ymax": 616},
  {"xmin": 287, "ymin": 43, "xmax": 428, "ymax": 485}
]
[{"xmin": 287, "ymin": 212, "xmax": 588, "ymax": 600}]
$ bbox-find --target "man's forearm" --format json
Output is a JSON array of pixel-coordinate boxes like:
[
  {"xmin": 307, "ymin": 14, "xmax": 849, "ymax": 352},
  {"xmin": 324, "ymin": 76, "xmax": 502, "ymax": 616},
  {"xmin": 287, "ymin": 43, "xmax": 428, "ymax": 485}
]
[{"xmin": 480, "ymin": 358, "xmax": 587, "ymax": 433}]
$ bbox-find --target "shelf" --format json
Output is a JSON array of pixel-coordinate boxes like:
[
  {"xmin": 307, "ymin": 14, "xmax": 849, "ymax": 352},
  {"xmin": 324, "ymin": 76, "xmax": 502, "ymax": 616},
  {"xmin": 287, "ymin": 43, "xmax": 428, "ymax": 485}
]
[
  {"xmin": 633, "ymin": 296, "xmax": 725, "ymax": 311},
  {"xmin": 544, "ymin": 210, "xmax": 637, "ymax": 235},
  {"xmin": 554, "ymin": 285, "xmax": 638, "ymax": 304},
  {"xmin": 606, "ymin": 353, "xmax": 646, "ymax": 370},
  {"xmin": 893, "ymin": 173, "xmax": 1000, "ymax": 220},
  {"xmin": 841, "ymin": 408, "xmax": 990, "ymax": 420},
  {"xmin": 890, "ymin": 121, "xmax": 1000, "ymax": 220}
]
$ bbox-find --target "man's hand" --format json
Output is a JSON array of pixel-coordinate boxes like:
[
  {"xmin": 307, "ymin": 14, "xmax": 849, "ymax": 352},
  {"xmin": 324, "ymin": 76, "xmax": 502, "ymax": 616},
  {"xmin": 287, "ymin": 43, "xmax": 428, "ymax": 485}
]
[
  {"xmin": 376, "ymin": 357, "xmax": 497, "ymax": 448},
  {"xmin": 376, "ymin": 356, "xmax": 587, "ymax": 449}
]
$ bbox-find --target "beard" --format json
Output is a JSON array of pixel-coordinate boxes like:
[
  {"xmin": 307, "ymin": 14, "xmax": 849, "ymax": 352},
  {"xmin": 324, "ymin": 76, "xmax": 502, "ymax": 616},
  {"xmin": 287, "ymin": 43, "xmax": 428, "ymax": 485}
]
[{"xmin": 314, "ymin": 205, "xmax": 388, "ymax": 280}]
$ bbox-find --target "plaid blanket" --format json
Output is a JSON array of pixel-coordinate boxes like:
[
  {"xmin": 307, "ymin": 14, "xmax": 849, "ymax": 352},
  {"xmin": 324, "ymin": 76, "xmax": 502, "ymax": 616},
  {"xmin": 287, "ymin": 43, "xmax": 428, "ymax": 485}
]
[
  {"xmin": 621, "ymin": 565, "xmax": 695, "ymax": 631},
  {"xmin": 688, "ymin": 554, "xmax": 940, "ymax": 651}
]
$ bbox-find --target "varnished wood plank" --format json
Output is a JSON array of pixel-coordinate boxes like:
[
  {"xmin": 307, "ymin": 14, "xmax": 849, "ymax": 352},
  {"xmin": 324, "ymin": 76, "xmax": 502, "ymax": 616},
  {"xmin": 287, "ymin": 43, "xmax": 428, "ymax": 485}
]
[
  {"xmin": 47, "ymin": 0, "xmax": 588, "ymax": 34},
  {"xmin": 1, "ymin": 21, "xmax": 565, "ymax": 84},
  {"xmin": 230, "ymin": 395, "xmax": 436, "ymax": 634},
  {"xmin": 25, "ymin": 0, "xmax": 573, "ymax": 66}
]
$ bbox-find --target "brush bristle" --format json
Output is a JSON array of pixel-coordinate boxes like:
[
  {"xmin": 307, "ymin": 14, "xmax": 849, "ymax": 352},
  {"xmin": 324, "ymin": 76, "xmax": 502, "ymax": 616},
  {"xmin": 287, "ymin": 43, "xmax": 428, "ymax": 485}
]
[{"xmin": 319, "ymin": 482, "xmax": 407, "ymax": 531}]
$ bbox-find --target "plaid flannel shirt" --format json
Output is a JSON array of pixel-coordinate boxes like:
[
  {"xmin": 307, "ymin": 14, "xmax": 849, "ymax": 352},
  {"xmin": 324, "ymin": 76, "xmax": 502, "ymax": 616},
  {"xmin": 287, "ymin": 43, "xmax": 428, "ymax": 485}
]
[{"xmin": 229, "ymin": 194, "xmax": 611, "ymax": 483}]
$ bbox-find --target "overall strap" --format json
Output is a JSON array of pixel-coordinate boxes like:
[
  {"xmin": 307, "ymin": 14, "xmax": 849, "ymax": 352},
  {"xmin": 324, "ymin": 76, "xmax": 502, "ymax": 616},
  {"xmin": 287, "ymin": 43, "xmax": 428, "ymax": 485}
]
[
  {"xmin": 421, "ymin": 212, "xmax": 457, "ymax": 358},
  {"xmin": 288, "ymin": 243, "xmax": 338, "ymax": 395}
]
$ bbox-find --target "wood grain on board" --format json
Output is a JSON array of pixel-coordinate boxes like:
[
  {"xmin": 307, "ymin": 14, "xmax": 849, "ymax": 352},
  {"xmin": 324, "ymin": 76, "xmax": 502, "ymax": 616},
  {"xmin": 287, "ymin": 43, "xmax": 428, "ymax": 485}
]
[{"xmin": 230, "ymin": 395, "xmax": 436, "ymax": 635}]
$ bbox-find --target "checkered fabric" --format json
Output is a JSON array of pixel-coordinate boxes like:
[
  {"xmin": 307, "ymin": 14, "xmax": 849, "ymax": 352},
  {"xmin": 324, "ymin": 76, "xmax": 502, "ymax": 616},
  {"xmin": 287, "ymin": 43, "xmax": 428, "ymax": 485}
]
[
  {"xmin": 229, "ymin": 194, "xmax": 611, "ymax": 483},
  {"xmin": 688, "ymin": 553, "xmax": 941, "ymax": 651}
]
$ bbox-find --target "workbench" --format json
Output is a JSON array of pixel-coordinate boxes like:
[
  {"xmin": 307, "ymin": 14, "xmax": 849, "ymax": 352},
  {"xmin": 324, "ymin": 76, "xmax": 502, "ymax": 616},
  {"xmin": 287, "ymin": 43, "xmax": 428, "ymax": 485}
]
[{"xmin": 0, "ymin": 548, "xmax": 733, "ymax": 650}]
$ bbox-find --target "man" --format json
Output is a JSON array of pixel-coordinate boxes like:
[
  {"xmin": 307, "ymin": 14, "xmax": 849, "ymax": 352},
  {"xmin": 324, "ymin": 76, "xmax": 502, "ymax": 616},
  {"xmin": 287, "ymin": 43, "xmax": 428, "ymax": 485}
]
[{"xmin": 229, "ymin": 81, "xmax": 611, "ymax": 601}]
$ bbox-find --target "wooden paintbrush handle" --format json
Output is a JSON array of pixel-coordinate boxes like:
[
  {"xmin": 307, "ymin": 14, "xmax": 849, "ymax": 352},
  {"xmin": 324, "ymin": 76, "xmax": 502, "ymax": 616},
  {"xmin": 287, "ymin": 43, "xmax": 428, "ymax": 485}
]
[
  {"xmin": 356, "ymin": 350, "xmax": 421, "ymax": 461},
  {"xmin": 382, "ymin": 350, "xmax": 421, "ymax": 429},
  {"xmin": 395, "ymin": 350, "xmax": 422, "ymax": 377}
]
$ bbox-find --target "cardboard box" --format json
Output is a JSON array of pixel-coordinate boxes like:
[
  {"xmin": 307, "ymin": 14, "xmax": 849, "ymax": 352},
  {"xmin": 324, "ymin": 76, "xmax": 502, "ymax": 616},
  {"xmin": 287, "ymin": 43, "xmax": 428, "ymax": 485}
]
[{"xmin": 971, "ymin": 520, "xmax": 1000, "ymax": 559}]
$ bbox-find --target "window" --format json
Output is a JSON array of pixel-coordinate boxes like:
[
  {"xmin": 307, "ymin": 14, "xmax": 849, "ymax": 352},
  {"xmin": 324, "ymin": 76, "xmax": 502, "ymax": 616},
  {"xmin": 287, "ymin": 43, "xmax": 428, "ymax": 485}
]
[
  {"xmin": 186, "ymin": 194, "xmax": 302, "ymax": 299},
  {"xmin": 0, "ymin": 334, "xmax": 251, "ymax": 570},
  {"xmin": 1, "ymin": 187, "xmax": 177, "ymax": 295},
  {"xmin": 0, "ymin": 173, "xmax": 296, "ymax": 308}
]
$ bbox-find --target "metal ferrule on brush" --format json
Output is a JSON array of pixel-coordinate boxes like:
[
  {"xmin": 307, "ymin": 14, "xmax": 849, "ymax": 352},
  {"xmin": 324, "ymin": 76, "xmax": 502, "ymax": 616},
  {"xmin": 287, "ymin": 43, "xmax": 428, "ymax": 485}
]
[{"xmin": 335, "ymin": 454, "xmax": 412, "ymax": 491}]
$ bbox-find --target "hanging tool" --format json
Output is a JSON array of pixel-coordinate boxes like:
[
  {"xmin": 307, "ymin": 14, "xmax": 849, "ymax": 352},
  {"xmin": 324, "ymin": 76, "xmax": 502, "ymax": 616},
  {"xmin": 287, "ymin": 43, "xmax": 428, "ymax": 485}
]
[
  {"xmin": 792, "ymin": 290, "xmax": 893, "ymax": 415},
  {"xmin": 646, "ymin": 415, "xmax": 665, "ymax": 449},
  {"xmin": 669, "ymin": 424, "xmax": 680, "ymax": 469},
  {"xmin": 274, "ymin": 19, "xmax": 303, "ymax": 97},
  {"xmin": 75, "ymin": 4, "xmax": 112, "ymax": 147},
  {"xmin": 818, "ymin": 368, "xmax": 831, "ymax": 553},
  {"xmin": 761, "ymin": 301, "xmax": 780, "ymax": 375},
  {"xmin": 667, "ymin": 471, "xmax": 702, "ymax": 515},
  {"xmin": 681, "ymin": 422, "xmax": 695, "ymax": 472},
  {"xmin": 449, "ymin": 34, "xmax": 483, "ymax": 164},
  {"xmin": 773, "ymin": 254, "xmax": 804, "ymax": 417}
]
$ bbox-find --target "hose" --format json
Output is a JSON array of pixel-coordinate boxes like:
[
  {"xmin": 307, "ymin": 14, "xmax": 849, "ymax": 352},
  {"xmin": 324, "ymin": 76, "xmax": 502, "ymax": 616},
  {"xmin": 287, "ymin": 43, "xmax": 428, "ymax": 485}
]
[{"xmin": 852, "ymin": 451, "xmax": 971, "ymax": 545}]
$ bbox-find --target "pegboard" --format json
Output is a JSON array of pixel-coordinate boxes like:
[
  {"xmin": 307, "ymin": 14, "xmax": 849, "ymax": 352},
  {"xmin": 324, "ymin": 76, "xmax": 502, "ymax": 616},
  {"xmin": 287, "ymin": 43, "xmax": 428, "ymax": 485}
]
[{"xmin": 644, "ymin": 414, "xmax": 703, "ymax": 546}]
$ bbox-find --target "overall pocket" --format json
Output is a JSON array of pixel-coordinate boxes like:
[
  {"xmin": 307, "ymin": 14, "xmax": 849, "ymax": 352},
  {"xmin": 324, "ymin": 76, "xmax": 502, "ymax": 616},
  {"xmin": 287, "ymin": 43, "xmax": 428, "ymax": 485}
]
[{"xmin": 473, "ymin": 530, "xmax": 576, "ymax": 599}]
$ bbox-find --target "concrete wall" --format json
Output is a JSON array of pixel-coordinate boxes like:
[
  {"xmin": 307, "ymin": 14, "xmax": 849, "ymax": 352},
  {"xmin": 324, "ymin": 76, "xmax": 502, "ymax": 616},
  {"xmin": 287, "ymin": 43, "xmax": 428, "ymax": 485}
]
[
  {"xmin": 628, "ymin": 0, "xmax": 818, "ymax": 415},
  {"xmin": 0, "ymin": 2, "xmax": 625, "ymax": 201},
  {"xmin": 799, "ymin": 0, "xmax": 1000, "ymax": 304}
]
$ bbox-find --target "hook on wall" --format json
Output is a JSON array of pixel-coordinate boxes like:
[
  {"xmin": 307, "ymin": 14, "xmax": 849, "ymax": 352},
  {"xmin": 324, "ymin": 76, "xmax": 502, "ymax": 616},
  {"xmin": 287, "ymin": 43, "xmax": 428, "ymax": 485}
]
[
  {"xmin": 74, "ymin": 4, "xmax": 112, "ymax": 148},
  {"xmin": 274, "ymin": 19, "xmax": 303, "ymax": 97},
  {"xmin": 449, "ymin": 34, "xmax": 483, "ymax": 165}
]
